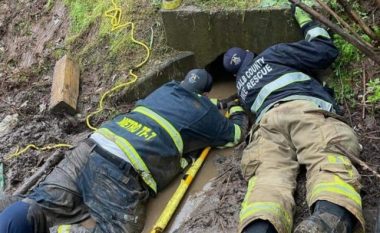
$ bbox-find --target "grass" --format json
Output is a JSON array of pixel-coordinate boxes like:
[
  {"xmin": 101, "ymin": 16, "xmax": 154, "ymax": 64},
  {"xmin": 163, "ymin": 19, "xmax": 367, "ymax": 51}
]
[
  {"xmin": 329, "ymin": 34, "xmax": 362, "ymax": 106},
  {"xmin": 367, "ymin": 78, "xmax": 380, "ymax": 103},
  {"xmin": 59, "ymin": 0, "xmax": 154, "ymax": 76},
  {"xmin": 185, "ymin": 0, "xmax": 292, "ymax": 9}
]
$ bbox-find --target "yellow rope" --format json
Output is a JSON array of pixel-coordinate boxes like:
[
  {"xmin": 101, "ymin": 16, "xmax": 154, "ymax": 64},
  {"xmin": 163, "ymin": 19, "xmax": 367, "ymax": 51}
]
[
  {"xmin": 7, "ymin": 0, "xmax": 151, "ymax": 159},
  {"xmin": 86, "ymin": 0, "xmax": 151, "ymax": 130},
  {"xmin": 6, "ymin": 144, "xmax": 72, "ymax": 160}
]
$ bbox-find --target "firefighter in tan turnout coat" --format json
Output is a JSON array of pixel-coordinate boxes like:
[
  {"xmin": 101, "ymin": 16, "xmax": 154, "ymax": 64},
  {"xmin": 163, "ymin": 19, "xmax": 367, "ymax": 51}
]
[{"xmin": 222, "ymin": 4, "xmax": 364, "ymax": 233}]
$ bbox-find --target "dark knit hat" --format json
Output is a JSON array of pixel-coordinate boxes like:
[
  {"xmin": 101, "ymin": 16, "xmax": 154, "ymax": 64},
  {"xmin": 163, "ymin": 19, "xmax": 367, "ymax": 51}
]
[
  {"xmin": 180, "ymin": 69, "xmax": 213, "ymax": 94},
  {"xmin": 223, "ymin": 47, "xmax": 248, "ymax": 74}
]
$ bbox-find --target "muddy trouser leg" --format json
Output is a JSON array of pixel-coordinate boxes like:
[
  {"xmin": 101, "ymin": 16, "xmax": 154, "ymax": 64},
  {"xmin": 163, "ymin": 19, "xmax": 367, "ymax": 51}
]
[
  {"xmin": 287, "ymin": 100, "xmax": 365, "ymax": 232},
  {"xmin": 22, "ymin": 142, "xmax": 96, "ymax": 233},
  {"xmin": 239, "ymin": 112, "xmax": 298, "ymax": 233},
  {"xmin": 77, "ymin": 151, "xmax": 149, "ymax": 233},
  {"xmin": 25, "ymin": 141, "xmax": 149, "ymax": 233}
]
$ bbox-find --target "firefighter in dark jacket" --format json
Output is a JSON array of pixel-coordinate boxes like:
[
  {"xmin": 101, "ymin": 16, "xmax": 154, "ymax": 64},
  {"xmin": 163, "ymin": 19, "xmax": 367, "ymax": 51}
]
[
  {"xmin": 0, "ymin": 69, "xmax": 249, "ymax": 233},
  {"xmin": 222, "ymin": 5, "xmax": 364, "ymax": 233}
]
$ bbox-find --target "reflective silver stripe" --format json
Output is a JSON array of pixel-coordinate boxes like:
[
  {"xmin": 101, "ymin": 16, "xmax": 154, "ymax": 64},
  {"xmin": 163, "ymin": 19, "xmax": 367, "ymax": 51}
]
[
  {"xmin": 90, "ymin": 132, "xmax": 131, "ymax": 164},
  {"xmin": 219, "ymin": 124, "xmax": 242, "ymax": 148},
  {"xmin": 251, "ymin": 72, "xmax": 311, "ymax": 113},
  {"xmin": 210, "ymin": 98, "xmax": 218, "ymax": 106},
  {"xmin": 306, "ymin": 27, "xmax": 330, "ymax": 42},
  {"xmin": 255, "ymin": 95, "xmax": 334, "ymax": 123},
  {"xmin": 96, "ymin": 128, "xmax": 157, "ymax": 193},
  {"xmin": 180, "ymin": 158, "xmax": 189, "ymax": 169},
  {"xmin": 133, "ymin": 106, "xmax": 183, "ymax": 154}
]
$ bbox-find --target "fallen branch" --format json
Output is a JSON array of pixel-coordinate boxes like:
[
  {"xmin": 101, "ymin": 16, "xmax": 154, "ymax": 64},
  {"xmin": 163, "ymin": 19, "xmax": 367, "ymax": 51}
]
[
  {"xmin": 289, "ymin": 0, "xmax": 380, "ymax": 65},
  {"xmin": 13, "ymin": 151, "xmax": 64, "ymax": 195},
  {"xmin": 315, "ymin": 0, "xmax": 373, "ymax": 49},
  {"xmin": 362, "ymin": 61, "xmax": 366, "ymax": 119},
  {"xmin": 337, "ymin": 0, "xmax": 380, "ymax": 42},
  {"xmin": 336, "ymin": 145, "xmax": 380, "ymax": 180}
]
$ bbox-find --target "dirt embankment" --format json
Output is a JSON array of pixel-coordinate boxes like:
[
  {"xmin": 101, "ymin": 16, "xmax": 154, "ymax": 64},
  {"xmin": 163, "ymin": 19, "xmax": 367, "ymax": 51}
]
[{"xmin": 0, "ymin": 0, "xmax": 168, "ymax": 192}]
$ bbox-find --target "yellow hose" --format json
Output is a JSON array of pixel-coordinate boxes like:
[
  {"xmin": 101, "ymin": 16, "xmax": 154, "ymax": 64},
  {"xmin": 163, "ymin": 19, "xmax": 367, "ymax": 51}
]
[{"xmin": 151, "ymin": 147, "xmax": 212, "ymax": 233}]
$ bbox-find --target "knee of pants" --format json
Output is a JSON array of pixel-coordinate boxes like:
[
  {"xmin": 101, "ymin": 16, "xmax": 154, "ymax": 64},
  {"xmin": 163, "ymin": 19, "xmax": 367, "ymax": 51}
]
[{"xmin": 0, "ymin": 201, "xmax": 34, "ymax": 233}]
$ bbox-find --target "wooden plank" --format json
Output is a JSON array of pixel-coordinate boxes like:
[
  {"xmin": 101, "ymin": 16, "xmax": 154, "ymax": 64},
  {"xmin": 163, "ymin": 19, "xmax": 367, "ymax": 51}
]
[{"xmin": 49, "ymin": 55, "xmax": 80, "ymax": 114}]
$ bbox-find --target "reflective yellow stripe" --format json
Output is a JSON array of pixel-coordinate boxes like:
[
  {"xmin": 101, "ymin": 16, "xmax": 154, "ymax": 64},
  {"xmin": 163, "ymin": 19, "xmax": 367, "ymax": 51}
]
[
  {"xmin": 309, "ymin": 176, "xmax": 361, "ymax": 207},
  {"xmin": 57, "ymin": 225, "xmax": 71, "ymax": 233},
  {"xmin": 133, "ymin": 106, "xmax": 183, "ymax": 154},
  {"xmin": 96, "ymin": 128, "xmax": 157, "ymax": 193},
  {"xmin": 220, "ymin": 124, "xmax": 241, "ymax": 148},
  {"xmin": 251, "ymin": 72, "xmax": 311, "ymax": 113},
  {"xmin": 240, "ymin": 202, "xmax": 292, "ymax": 233},
  {"xmin": 210, "ymin": 98, "xmax": 218, "ymax": 106},
  {"xmin": 327, "ymin": 154, "xmax": 353, "ymax": 177},
  {"xmin": 229, "ymin": 106, "xmax": 243, "ymax": 114},
  {"xmin": 241, "ymin": 177, "xmax": 257, "ymax": 209}
]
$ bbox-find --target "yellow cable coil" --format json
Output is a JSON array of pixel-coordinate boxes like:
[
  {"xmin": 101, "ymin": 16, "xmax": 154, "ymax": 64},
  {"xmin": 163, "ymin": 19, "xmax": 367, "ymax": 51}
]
[
  {"xmin": 86, "ymin": 0, "xmax": 151, "ymax": 130},
  {"xmin": 7, "ymin": 144, "xmax": 72, "ymax": 160}
]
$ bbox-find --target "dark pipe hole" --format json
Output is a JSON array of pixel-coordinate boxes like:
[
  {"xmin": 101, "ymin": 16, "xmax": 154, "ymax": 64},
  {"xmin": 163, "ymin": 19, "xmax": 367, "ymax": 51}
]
[{"xmin": 205, "ymin": 52, "xmax": 235, "ymax": 82}]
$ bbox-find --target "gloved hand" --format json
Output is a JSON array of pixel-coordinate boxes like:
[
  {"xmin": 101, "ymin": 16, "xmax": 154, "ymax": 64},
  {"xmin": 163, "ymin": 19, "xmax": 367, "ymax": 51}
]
[
  {"xmin": 227, "ymin": 99, "xmax": 243, "ymax": 117},
  {"xmin": 291, "ymin": 1, "xmax": 313, "ymax": 28},
  {"xmin": 227, "ymin": 99, "xmax": 250, "ymax": 143},
  {"xmin": 217, "ymin": 93, "xmax": 238, "ymax": 110}
]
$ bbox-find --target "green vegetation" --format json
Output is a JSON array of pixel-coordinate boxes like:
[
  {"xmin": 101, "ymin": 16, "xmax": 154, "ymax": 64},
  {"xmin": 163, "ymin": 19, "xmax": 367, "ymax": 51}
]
[
  {"xmin": 63, "ymin": 0, "xmax": 112, "ymax": 39},
  {"xmin": 367, "ymin": 78, "xmax": 380, "ymax": 103},
  {"xmin": 185, "ymin": 0, "xmax": 291, "ymax": 9},
  {"xmin": 329, "ymin": 35, "xmax": 362, "ymax": 105},
  {"xmin": 58, "ymin": 0, "xmax": 154, "ymax": 77},
  {"xmin": 327, "ymin": 0, "xmax": 380, "ymax": 106}
]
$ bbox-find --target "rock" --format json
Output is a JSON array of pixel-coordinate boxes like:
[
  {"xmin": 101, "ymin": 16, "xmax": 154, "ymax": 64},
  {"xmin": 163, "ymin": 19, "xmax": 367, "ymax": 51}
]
[{"xmin": 0, "ymin": 114, "xmax": 19, "ymax": 138}]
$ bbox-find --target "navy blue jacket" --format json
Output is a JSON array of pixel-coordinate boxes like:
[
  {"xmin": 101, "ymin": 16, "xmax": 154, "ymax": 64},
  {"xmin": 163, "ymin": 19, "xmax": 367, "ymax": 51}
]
[
  {"xmin": 98, "ymin": 81, "xmax": 240, "ymax": 191},
  {"xmin": 236, "ymin": 25, "xmax": 339, "ymax": 122}
]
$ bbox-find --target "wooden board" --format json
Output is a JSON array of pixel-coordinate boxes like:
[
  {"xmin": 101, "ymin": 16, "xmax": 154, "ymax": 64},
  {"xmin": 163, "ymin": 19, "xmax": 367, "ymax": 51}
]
[{"xmin": 49, "ymin": 55, "xmax": 80, "ymax": 114}]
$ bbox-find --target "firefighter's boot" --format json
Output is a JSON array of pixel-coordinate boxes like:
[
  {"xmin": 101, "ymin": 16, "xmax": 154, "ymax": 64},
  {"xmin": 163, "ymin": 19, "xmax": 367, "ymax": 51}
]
[
  {"xmin": 294, "ymin": 200, "xmax": 355, "ymax": 233},
  {"xmin": 243, "ymin": 220, "xmax": 277, "ymax": 233}
]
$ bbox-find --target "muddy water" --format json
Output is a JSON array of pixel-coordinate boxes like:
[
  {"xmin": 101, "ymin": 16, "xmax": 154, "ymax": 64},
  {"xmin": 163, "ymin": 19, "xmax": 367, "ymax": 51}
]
[{"xmin": 142, "ymin": 80, "xmax": 236, "ymax": 233}]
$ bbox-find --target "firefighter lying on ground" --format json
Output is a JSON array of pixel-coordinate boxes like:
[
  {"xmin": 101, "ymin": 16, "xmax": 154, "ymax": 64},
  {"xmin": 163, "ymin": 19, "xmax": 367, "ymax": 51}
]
[
  {"xmin": 222, "ymin": 3, "xmax": 364, "ymax": 233},
  {"xmin": 0, "ymin": 69, "xmax": 249, "ymax": 233}
]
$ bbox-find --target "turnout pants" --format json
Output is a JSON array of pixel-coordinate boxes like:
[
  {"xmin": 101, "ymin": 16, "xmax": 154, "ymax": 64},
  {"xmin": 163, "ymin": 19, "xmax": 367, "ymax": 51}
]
[
  {"xmin": 0, "ymin": 140, "xmax": 149, "ymax": 233},
  {"xmin": 239, "ymin": 100, "xmax": 364, "ymax": 233}
]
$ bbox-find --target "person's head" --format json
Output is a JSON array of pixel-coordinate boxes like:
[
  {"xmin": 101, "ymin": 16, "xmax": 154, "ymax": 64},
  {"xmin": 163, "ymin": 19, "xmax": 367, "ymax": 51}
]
[
  {"xmin": 180, "ymin": 69, "xmax": 213, "ymax": 94},
  {"xmin": 223, "ymin": 47, "xmax": 249, "ymax": 74}
]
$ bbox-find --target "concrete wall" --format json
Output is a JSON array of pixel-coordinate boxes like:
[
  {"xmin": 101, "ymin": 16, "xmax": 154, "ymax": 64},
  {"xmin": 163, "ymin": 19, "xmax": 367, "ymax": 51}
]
[
  {"xmin": 161, "ymin": 6, "xmax": 303, "ymax": 66},
  {"xmin": 122, "ymin": 51, "xmax": 195, "ymax": 102}
]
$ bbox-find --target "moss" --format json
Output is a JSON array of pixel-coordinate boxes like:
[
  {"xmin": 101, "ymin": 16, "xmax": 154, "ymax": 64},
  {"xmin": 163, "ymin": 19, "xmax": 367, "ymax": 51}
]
[{"xmin": 52, "ymin": 48, "xmax": 66, "ymax": 60}]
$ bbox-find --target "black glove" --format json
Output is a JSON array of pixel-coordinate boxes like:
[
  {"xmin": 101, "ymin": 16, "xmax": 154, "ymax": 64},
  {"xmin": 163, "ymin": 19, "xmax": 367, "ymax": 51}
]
[{"xmin": 217, "ymin": 93, "xmax": 239, "ymax": 110}]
